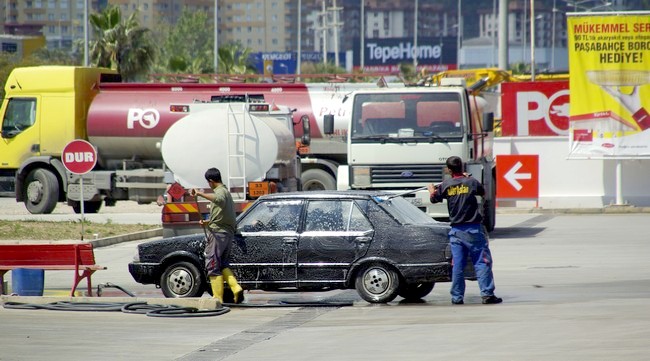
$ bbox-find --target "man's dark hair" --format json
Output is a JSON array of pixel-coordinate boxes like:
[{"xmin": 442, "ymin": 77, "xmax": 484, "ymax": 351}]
[
  {"xmin": 446, "ymin": 156, "xmax": 464, "ymax": 174},
  {"xmin": 205, "ymin": 167, "xmax": 222, "ymax": 183}
]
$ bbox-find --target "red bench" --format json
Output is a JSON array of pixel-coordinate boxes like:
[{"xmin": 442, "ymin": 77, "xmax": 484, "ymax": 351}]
[{"xmin": 0, "ymin": 243, "xmax": 106, "ymax": 296}]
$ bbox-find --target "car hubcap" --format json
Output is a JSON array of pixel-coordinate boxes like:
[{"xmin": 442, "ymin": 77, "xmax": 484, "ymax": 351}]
[
  {"xmin": 168, "ymin": 268, "xmax": 193, "ymax": 296},
  {"xmin": 363, "ymin": 268, "xmax": 390, "ymax": 295}
]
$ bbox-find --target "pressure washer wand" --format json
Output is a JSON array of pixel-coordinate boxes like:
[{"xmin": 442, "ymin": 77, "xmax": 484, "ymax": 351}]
[
  {"xmin": 376, "ymin": 186, "xmax": 432, "ymax": 203},
  {"xmin": 190, "ymin": 188, "xmax": 210, "ymax": 240}
]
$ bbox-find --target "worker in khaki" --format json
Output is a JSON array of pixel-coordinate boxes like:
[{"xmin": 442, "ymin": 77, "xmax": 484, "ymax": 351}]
[{"xmin": 190, "ymin": 167, "xmax": 244, "ymax": 303}]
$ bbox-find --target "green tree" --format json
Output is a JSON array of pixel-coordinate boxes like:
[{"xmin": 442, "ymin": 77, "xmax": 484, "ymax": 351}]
[
  {"xmin": 89, "ymin": 5, "xmax": 156, "ymax": 81},
  {"xmin": 156, "ymin": 9, "xmax": 214, "ymax": 74},
  {"xmin": 217, "ymin": 42, "xmax": 257, "ymax": 76}
]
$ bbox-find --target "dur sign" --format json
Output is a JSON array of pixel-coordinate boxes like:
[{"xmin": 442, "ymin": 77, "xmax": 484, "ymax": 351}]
[{"xmin": 61, "ymin": 139, "xmax": 97, "ymax": 175}]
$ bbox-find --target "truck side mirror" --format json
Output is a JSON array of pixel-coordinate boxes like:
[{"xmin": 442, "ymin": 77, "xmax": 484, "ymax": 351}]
[
  {"xmin": 482, "ymin": 112, "xmax": 494, "ymax": 132},
  {"xmin": 301, "ymin": 115, "xmax": 311, "ymax": 146},
  {"xmin": 323, "ymin": 114, "xmax": 334, "ymax": 135}
]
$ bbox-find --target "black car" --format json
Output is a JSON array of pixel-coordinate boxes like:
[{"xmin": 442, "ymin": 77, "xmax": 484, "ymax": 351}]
[{"xmin": 129, "ymin": 191, "xmax": 454, "ymax": 303}]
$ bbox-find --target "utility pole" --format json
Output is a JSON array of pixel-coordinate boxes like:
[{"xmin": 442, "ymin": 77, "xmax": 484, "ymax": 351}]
[
  {"xmin": 83, "ymin": 0, "xmax": 88, "ymax": 66},
  {"xmin": 456, "ymin": 0, "xmax": 463, "ymax": 69},
  {"xmin": 360, "ymin": 0, "xmax": 365, "ymax": 71},
  {"xmin": 321, "ymin": 0, "xmax": 327, "ymax": 64},
  {"xmin": 329, "ymin": 0, "xmax": 343, "ymax": 68},
  {"xmin": 498, "ymin": 0, "xmax": 508, "ymax": 70}
]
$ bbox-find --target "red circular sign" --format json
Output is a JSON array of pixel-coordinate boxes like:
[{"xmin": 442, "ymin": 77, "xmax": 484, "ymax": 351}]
[{"xmin": 61, "ymin": 140, "xmax": 97, "ymax": 175}]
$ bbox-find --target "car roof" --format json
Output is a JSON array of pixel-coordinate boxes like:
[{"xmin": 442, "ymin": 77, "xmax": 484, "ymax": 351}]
[{"xmin": 258, "ymin": 190, "xmax": 393, "ymax": 201}]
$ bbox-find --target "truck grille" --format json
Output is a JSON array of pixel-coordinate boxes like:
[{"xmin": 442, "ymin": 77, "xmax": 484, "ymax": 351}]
[{"xmin": 371, "ymin": 164, "xmax": 445, "ymax": 184}]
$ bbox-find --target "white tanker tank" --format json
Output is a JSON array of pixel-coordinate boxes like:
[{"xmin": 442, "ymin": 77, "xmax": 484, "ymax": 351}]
[{"xmin": 161, "ymin": 102, "xmax": 299, "ymax": 193}]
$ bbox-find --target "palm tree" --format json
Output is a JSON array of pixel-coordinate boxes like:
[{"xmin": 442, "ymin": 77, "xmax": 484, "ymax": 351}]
[
  {"xmin": 89, "ymin": 6, "xmax": 155, "ymax": 81},
  {"xmin": 217, "ymin": 43, "xmax": 257, "ymax": 76}
]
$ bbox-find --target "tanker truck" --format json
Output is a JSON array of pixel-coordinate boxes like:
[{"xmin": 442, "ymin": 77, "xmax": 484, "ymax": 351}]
[
  {"xmin": 159, "ymin": 100, "xmax": 301, "ymax": 236},
  {"xmin": 0, "ymin": 65, "xmax": 382, "ymax": 214},
  {"xmin": 335, "ymin": 78, "xmax": 497, "ymax": 231}
]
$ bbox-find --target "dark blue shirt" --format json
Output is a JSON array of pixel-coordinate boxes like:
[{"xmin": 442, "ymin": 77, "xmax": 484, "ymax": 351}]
[{"xmin": 430, "ymin": 175, "xmax": 485, "ymax": 226}]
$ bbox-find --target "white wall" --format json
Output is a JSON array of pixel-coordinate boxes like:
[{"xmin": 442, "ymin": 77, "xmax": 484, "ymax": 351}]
[{"xmin": 494, "ymin": 137, "xmax": 650, "ymax": 208}]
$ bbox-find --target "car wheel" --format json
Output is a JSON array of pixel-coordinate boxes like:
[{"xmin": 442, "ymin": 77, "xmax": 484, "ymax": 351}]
[
  {"xmin": 398, "ymin": 282, "xmax": 435, "ymax": 301},
  {"xmin": 355, "ymin": 263, "xmax": 400, "ymax": 303},
  {"xmin": 160, "ymin": 261, "xmax": 205, "ymax": 298}
]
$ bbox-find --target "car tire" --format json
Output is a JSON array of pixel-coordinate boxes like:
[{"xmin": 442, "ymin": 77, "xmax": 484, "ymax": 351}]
[
  {"xmin": 355, "ymin": 262, "xmax": 400, "ymax": 303},
  {"xmin": 398, "ymin": 282, "xmax": 435, "ymax": 301},
  {"xmin": 160, "ymin": 261, "xmax": 205, "ymax": 298},
  {"xmin": 24, "ymin": 168, "xmax": 59, "ymax": 214}
]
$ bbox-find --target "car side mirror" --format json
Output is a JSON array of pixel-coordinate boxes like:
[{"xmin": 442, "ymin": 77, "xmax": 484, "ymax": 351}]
[{"xmin": 482, "ymin": 112, "xmax": 494, "ymax": 132}]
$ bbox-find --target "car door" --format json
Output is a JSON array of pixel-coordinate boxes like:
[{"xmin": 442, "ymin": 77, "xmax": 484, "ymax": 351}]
[
  {"xmin": 232, "ymin": 199, "xmax": 303, "ymax": 287},
  {"xmin": 298, "ymin": 199, "xmax": 374, "ymax": 283}
]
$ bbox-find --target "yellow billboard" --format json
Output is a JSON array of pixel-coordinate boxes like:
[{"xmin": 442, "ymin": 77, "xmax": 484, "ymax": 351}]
[{"xmin": 568, "ymin": 12, "xmax": 650, "ymax": 158}]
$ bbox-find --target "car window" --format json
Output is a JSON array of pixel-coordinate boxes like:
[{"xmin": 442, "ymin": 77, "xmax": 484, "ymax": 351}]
[
  {"xmin": 378, "ymin": 196, "xmax": 439, "ymax": 225},
  {"xmin": 305, "ymin": 200, "xmax": 371, "ymax": 232},
  {"xmin": 238, "ymin": 200, "xmax": 302, "ymax": 232}
]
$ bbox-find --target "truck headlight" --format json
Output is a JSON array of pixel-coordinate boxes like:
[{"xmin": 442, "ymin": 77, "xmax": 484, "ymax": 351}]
[{"xmin": 352, "ymin": 166, "xmax": 371, "ymax": 187}]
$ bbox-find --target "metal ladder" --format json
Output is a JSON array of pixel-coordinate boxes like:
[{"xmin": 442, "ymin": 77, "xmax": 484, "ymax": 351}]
[{"xmin": 226, "ymin": 103, "xmax": 248, "ymax": 201}]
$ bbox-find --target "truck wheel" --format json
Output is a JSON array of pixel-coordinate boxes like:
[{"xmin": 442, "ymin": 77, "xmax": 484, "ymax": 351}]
[
  {"xmin": 160, "ymin": 261, "xmax": 205, "ymax": 298},
  {"xmin": 24, "ymin": 169, "xmax": 59, "ymax": 214},
  {"xmin": 398, "ymin": 282, "xmax": 435, "ymax": 301},
  {"xmin": 301, "ymin": 169, "xmax": 336, "ymax": 191},
  {"xmin": 355, "ymin": 262, "xmax": 400, "ymax": 303},
  {"xmin": 71, "ymin": 200, "xmax": 102, "ymax": 214}
]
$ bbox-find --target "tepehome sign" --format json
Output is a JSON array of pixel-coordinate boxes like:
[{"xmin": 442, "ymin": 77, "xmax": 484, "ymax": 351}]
[{"xmin": 501, "ymin": 80, "xmax": 570, "ymax": 136}]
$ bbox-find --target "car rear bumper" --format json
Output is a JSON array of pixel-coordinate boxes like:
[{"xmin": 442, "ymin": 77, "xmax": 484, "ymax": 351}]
[
  {"xmin": 128, "ymin": 262, "xmax": 161, "ymax": 284},
  {"xmin": 398, "ymin": 262, "xmax": 451, "ymax": 283}
]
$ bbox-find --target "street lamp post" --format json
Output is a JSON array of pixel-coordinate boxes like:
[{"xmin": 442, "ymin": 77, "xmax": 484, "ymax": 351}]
[
  {"xmin": 530, "ymin": 0, "xmax": 536, "ymax": 81},
  {"xmin": 413, "ymin": 0, "xmax": 418, "ymax": 68},
  {"xmin": 297, "ymin": 0, "xmax": 301, "ymax": 77},
  {"xmin": 214, "ymin": 0, "xmax": 218, "ymax": 73},
  {"xmin": 551, "ymin": 0, "xmax": 557, "ymax": 70}
]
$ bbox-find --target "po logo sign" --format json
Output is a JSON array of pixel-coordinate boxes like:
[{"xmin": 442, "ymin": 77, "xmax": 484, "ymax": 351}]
[
  {"xmin": 501, "ymin": 81, "xmax": 570, "ymax": 137},
  {"xmin": 127, "ymin": 108, "xmax": 160, "ymax": 129}
]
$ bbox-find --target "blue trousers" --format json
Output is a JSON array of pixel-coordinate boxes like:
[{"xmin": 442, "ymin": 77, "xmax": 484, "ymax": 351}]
[{"xmin": 449, "ymin": 223, "xmax": 496, "ymax": 302}]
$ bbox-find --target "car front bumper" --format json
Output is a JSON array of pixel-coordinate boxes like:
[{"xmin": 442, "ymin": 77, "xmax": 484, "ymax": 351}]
[{"xmin": 128, "ymin": 262, "xmax": 162, "ymax": 285}]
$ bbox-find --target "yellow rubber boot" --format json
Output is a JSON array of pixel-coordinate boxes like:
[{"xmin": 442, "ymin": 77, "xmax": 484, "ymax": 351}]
[
  {"xmin": 222, "ymin": 268, "xmax": 243, "ymax": 303},
  {"xmin": 209, "ymin": 275, "xmax": 224, "ymax": 303}
]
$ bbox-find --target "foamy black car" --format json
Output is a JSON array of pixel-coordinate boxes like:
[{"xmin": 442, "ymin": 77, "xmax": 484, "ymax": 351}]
[{"xmin": 128, "ymin": 191, "xmax": 453, "ymax": 303}]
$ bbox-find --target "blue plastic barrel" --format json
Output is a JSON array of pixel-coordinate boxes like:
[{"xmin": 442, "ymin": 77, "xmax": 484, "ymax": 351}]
[{"xmin": 11, "ymin": 268, "xmax": 44, "ymax": 296}]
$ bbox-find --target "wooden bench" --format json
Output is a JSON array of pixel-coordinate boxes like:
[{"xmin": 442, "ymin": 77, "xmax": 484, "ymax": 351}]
[{"xmin": 0, "ymin": 243, "xmax": 107, "ymax": 296}]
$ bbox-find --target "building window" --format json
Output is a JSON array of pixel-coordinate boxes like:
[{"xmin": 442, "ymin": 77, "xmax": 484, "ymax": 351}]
[
  {"xmin": 2, "ymin": 43, "xmax": 17, "ymax": 53},
  {"xmin": 48, "ymin": 26, "xmax": 55, "ymax": 33},
  {"xmin": 48, "ymin": 0, "xmax": 55, "ymax": 8},
  {"xmin": 76, "ymin": 0, "xmax": 83, "ymax": 9},
  {"xmin": 60, "ymin": 0, "xmax": 68, "ymax": 9}
]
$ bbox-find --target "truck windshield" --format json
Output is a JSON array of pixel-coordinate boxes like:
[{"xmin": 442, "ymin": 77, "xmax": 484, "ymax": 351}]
[
  {"xmin": 1, "ymin": 98, "xmax": 36, "ymax": 138},
  {"xmin": 350, "ymin": 92, "xmax": 463, "ymax": 141}
]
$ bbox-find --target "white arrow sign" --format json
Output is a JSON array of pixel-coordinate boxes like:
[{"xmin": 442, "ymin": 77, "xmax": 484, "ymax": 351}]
[{"xmin": 504, "ymin": 161, "xmax": 532, "ymax": 191}]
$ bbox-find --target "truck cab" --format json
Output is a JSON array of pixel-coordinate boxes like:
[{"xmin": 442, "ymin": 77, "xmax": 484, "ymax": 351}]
[
  {"xmin": 336, "ymin": 79, "xmax": 497, "ymax": 231},
  {"xmin": 0, "ymin": 66, "xmax": 119, "ymax": 213}
]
